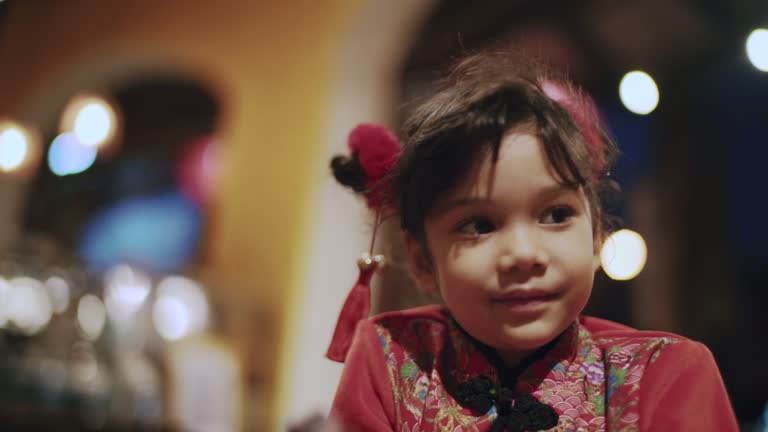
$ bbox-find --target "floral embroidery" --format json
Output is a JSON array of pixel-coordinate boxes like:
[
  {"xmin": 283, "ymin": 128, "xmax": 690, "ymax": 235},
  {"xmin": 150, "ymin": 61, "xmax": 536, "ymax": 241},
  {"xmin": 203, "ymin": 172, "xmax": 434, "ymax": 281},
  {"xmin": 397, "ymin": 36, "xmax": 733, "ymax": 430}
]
[
  {"xmin": 581, "ymin": 361, "xmax": 606, "ymax": 386},
  {"xmin": 596, "ymin": 339, "xmax": 679, "ymax": 430},
  {"xmin": 373, "ymin": 309, "xmax": 682, "ymax": 431}
]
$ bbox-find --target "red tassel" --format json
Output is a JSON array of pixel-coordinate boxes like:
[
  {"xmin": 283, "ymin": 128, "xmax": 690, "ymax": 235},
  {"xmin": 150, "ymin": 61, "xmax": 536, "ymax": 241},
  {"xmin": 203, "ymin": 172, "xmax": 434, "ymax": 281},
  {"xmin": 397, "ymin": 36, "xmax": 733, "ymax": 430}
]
[
  {"xmin": 326, "ymin": 123, "xmax": 398, "ymax": 363},
  {"xmin": 326, "ymin": 268, "xmax": 374, "ymax": 363}
]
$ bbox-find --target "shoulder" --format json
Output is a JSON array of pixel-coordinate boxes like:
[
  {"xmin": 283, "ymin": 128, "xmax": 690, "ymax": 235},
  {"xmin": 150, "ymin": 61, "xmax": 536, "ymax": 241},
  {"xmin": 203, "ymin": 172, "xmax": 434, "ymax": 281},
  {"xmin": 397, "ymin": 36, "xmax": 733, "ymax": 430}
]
[
  {"xmin": 365, "ymin": 304, "xmax": 452, "ymax": 334},
  {"xmin": 356, "ymin": 304, "xmax": 456, "ymax": 359},
  {"xmin": 579, "ymin": 318, "xmax": 737, "ymax": 429},
  {"xmin": 581, "ymin": 315, "xmax": 689, "ymax": 344},
  {"xmin": 580, "ymin": 315, "xmax": 709, "ymax": 365}
]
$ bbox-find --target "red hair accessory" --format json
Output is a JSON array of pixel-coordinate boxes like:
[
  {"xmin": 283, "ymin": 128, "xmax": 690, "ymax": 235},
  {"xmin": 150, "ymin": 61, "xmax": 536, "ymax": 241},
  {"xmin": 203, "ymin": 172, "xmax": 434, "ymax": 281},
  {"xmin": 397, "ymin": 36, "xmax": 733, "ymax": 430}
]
[
  {"xmin": 542, "ymin": 80, "xmax": 606, "ymax": 180},
  {"xmin": 326, "ymin": 124, "xmax": 401, "ymax": 363},
  {"xmin": 347, "ymin": 123, "xmax": 400, "ymax": 212}
]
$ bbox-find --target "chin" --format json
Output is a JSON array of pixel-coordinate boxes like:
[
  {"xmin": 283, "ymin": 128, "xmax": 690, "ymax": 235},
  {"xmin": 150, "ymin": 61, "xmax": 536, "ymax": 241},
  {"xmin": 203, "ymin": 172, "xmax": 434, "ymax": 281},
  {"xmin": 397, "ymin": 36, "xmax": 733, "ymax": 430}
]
[{"xmin": 499, "ymin": 321, "xmax": 566, "ymax": 350}]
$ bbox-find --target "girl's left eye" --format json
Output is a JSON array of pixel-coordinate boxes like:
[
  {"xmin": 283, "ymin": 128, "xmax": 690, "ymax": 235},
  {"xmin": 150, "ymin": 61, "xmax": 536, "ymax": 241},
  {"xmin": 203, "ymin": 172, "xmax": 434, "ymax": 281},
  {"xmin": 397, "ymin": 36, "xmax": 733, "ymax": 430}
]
[
  {"xmin": 457, "ymin": 217, "xmax": 496, "ymax": 236},
  {"xmin": 540, "ymin": 206, "xmax": 575, "ymax": 225}
]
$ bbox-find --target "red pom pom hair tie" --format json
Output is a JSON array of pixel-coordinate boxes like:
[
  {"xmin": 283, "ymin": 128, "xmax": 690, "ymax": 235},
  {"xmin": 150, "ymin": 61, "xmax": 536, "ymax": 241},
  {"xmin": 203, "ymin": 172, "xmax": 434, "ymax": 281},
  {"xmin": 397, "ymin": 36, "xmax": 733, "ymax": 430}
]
[
  {"xmin": 541, "ymin": 80, "xmax": 606, "ymax": 180},
  {"xmin": 326, "ymin": 124, "xmax": 401, "ymax": 363},
  {"xmin": 346, "ymin": 124, "xmax": 400, "ymax": 213}
]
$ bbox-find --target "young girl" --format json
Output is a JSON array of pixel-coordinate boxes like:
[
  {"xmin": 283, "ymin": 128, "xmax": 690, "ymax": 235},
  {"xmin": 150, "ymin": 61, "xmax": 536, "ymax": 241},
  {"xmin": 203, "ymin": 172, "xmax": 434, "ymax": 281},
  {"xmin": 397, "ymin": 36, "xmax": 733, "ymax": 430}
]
[{"xmin": 326, "ymin": 51, "xmax": 738, "ymax": 431}]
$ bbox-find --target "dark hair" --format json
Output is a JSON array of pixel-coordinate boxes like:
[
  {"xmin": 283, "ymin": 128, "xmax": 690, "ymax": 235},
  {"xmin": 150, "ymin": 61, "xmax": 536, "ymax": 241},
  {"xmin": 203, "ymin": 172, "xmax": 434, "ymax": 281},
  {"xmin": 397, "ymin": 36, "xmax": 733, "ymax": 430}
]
[
  {"xmin": 331, "ymin": 154, "xmax": 367, "ymax": 193},
  {"xmin": 393, "ymin": 51, "xmax": 619, "ymax": 244}
]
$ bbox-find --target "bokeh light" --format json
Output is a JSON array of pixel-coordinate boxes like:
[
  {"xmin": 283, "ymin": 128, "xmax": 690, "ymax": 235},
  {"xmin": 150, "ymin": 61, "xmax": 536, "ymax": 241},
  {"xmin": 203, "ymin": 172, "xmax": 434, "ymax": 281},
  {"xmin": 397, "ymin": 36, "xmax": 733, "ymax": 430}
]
[
  {"xmin": 75, "ymin": 103, "xmax": 113, "ymax": 146},
  {"xmin": 746, "ymin": 28, "xmax": 768, "ymax": 72},
  {"xmin": 79, "ymin": 193, "xmax": 202, "ymax": 273},
  {"xmin": 6, "ymin": 277, "xmax": 53, "ymax": 335},
  {"xmin": 600, "ymin": 229, "xmax": 648, "ymax": 281},
  {"xmin": 0, "ymin": 121, "xmax": 41, "ymax": 177},
  {"xmin": 45, "ymin": 276, "xmax": 71, "ymax": 314},
  {"xmin": 77, "ymin": 294, "xmax": 107, "ymax": 341},
  {"xmin": 152, "ymin": 276, "xmax": 209, "ymax": 341},
  {"xmin": 0, "ymin": 126, "xmax": 28, "ymax": 171},
  {"xmin": 70, "ymin": 341, "xmax": 110, "ymax": 396},
  {"xmin": 116, "ymin": 350, "xmax": 160, "ymax": 398},
  {"xmin": 71, "ymin": 342, "xmax": 100, "ymax": 384},
  {"xmin": 619, "ymin": 71, "xmax": 659, "ymax": 115},
  {"xmin": 104, "ymin": 265, "xmax": 151, "ymax": 326},
  {"xmin": 153, "ymin": 296, "xmax": 190, "ymax": 341},
  {"xmin": 60, "ymin": 94, "xmax": 119, "ymax": 148},
  {"xmin": 47, "ymin": 132, "xmax": 98, "ymax": 176}
]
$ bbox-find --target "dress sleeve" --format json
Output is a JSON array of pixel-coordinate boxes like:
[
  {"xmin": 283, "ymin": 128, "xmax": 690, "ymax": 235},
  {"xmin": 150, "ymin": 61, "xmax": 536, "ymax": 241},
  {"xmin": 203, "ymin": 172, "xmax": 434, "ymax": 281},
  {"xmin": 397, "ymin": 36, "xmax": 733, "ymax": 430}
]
[
  {"xmin": 639, "ymin": 340, "xmax": 738, "ymax": 431},
  {"xmin": 330, "ymin": 320, "xmax": 397, "ymax": 432}
]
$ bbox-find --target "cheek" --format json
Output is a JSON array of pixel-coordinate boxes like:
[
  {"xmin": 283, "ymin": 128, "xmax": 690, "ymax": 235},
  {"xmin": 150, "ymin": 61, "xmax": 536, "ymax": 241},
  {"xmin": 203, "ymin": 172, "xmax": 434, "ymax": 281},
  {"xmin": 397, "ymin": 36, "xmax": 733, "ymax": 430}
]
[
  {"xmin": 566, "ymin": 240, "xmax": 597, "ymax": 301},
  {"xmin": 444, "ymin": 242, "xmax": 492, "ymax": 273},
  {"xmin": 433, "ymin": 244, "xmax": 492, "ymax": 295},
  {"xmin": 552, "ymin": 225, "xmax": 598, "ymax": 281},
  {"xmin": 574, "ymin": 252, "xmax": 598, "ymax": 286}
]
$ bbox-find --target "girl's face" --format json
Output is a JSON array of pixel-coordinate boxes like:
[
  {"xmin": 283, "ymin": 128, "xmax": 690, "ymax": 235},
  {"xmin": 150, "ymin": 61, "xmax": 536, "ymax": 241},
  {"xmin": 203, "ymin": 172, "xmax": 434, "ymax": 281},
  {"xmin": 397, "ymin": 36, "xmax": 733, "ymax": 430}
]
[{"xmin": 405, "ymin": 129, "xmax": 599, "ymax": 366}]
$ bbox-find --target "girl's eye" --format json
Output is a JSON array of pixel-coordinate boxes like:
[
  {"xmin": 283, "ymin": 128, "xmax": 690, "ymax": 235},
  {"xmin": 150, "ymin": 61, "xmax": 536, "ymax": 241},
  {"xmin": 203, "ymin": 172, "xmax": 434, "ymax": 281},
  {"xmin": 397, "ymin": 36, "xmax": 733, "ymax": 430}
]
[
  {"xmin": 457, "ymin": 217, "xmax": 496, "ymax": 236},
  {"xmin": 540, "ymin": 206, "xmax": 575, "ymax": 225}
]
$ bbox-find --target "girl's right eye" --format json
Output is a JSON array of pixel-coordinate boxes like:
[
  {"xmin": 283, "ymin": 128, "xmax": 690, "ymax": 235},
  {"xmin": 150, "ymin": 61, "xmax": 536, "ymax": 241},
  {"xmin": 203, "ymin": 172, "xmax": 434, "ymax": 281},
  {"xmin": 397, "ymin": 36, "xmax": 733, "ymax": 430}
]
[{"xmin": 457, "ymin": 217, "xmax": 496, "ymax": 237}]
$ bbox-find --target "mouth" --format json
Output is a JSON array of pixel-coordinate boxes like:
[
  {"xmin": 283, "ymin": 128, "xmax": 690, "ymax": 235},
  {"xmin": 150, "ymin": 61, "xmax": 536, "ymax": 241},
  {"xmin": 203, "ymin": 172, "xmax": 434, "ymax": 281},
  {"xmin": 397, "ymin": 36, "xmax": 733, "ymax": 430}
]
[{"xmin": 491, "ymin": 289, "xmax": 561, "ymax": 309}]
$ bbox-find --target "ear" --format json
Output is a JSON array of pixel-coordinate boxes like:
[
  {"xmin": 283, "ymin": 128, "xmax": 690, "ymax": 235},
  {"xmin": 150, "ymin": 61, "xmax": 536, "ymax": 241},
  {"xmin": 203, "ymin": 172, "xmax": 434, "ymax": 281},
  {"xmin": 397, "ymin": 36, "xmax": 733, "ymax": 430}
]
[
  {"xmin": 402, "ymin": 232, "xmax": 438, "ymax": 292},
  {"xmin": 592, "ymin": 210, "xmax": 603, "ymax": 273},
  {"xmin": 592, "ymin": 245, "xmax": 602, "ymax": 273}
]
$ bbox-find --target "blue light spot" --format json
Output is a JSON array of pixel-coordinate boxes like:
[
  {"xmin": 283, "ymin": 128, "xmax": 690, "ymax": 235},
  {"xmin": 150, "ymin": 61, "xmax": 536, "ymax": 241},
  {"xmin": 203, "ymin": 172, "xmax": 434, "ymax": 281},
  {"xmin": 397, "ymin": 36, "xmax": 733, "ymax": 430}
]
[
  {"xmin": 79, "ymin": 192, "xmax": 202, "ymax": 273},
  {"xmin": 48, "ymin": 133, "xmax": 97, "ymax": 176}
]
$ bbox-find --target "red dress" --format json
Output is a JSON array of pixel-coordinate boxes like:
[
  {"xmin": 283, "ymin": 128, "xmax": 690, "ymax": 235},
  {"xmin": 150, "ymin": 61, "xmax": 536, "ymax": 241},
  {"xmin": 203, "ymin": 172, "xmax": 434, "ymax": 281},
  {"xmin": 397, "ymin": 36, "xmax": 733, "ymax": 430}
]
[{"xmin": 331, "ymin": 305, "xmax": 738, "ymax": 431}]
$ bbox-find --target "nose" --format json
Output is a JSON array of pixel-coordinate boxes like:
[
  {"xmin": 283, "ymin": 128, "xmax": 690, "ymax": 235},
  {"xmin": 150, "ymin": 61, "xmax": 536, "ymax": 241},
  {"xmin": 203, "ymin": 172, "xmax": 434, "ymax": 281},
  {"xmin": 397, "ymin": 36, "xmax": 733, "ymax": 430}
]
[{"xmin": 496, "ymin": 225, "xmax": 548, "ymax": 274}]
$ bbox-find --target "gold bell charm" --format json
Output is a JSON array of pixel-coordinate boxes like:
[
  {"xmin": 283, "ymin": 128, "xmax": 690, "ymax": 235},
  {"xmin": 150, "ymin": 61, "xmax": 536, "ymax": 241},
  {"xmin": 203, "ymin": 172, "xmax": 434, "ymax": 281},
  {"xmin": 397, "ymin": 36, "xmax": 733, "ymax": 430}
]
[{"xmin": 357, "ymin": 252, "xmax": 386, "ymax": 273}]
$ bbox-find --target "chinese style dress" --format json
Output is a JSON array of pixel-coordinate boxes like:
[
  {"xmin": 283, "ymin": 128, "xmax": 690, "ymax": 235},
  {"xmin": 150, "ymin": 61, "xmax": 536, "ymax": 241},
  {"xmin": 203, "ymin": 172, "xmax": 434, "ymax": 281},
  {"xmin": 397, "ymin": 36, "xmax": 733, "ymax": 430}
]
[{"xmin": 331, "ymin": 305, "xmax": 738, "ymax": 432}]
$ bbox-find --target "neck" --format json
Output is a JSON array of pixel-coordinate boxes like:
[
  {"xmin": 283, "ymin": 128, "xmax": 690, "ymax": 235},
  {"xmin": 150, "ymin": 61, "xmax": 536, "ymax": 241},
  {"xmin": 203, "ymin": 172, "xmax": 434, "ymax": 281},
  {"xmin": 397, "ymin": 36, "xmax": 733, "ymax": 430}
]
[
  {"xmin": 497, "ymin": 347, "xmax": 537, "ymax": 369},
  {"xmin": 484, "ymin": 323, "xmax": 579, "ymax": 386}
]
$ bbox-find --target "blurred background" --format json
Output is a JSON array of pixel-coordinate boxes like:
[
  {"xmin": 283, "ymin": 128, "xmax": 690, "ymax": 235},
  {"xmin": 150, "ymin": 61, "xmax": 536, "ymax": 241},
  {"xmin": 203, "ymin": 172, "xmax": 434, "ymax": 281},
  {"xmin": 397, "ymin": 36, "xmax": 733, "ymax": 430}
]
[{"xmin": 0, "ymin": 0, "xmax": 766, "ymax": 430}]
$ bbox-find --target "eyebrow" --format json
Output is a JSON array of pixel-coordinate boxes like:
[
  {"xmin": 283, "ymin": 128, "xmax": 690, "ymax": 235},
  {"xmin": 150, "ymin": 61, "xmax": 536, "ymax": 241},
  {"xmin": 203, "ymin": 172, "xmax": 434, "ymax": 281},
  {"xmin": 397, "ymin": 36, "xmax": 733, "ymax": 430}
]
[
  {"xmin": 536, "ymin": 183, "xmax": 580, "ymax": 199},
  {"xmin": 432, "ymin": 183, "xmax": 579, "ymax": 215},
  {"xmin": 431, "ymin": 197, "xmax": 490, "ymax": 215}
]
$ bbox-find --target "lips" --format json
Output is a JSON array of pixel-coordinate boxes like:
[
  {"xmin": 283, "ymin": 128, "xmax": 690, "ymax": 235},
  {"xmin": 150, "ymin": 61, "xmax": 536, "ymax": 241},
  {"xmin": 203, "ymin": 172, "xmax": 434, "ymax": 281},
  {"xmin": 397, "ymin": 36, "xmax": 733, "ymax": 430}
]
[{"xmin": 491, "ymin": 289, "xmax": 561, "ymax": 305}]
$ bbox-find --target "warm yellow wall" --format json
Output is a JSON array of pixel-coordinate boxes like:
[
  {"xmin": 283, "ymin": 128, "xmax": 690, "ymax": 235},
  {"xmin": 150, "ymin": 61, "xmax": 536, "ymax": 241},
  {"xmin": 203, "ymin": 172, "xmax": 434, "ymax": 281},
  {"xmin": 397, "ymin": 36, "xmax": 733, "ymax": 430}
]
[{"xmin": 0, "ymin": 1, "xmax": 361, "ymax": 429}]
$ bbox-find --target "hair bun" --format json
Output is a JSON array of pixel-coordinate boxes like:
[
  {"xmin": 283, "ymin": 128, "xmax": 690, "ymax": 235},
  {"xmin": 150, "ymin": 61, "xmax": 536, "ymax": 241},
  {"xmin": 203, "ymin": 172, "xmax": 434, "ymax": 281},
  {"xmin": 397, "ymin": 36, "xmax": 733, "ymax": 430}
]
[
  {"xmin": 331, "ymin": 154, "xmax": 367, "ymax": 193},
  {"xmin": 329, "ymin": 123, "xmax": 401, "ymax": 212}
]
